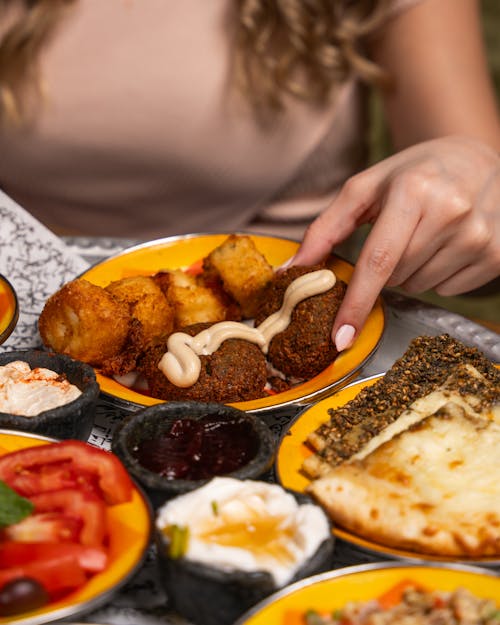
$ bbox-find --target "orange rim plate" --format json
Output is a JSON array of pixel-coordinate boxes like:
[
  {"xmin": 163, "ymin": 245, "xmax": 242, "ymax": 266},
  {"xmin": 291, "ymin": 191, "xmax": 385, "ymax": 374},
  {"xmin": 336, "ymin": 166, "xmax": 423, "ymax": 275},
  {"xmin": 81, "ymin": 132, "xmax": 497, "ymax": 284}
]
[
  {"xmin": 80, "ymin": 233, "xmax": 385, "ymax": 414},
  {"xmin": 276, "ymin": 374, "xmax": 500, "ymax": 566},
  {"xmin": 233, "ymin": 562, "xmax": 500, "ymax": 625},
  {"xmin": 0, "ymin": 430, "xmax": 153, "ymax": 625},
  {"xmin": 0, "ymin": 275, "xmax": 19, "ymax": 346}
]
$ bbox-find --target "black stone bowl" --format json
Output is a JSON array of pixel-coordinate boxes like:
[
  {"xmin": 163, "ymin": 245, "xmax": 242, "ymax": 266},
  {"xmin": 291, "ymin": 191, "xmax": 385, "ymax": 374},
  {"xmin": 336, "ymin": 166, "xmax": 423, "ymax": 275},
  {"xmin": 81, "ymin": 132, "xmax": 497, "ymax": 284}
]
[
  {"xmin": 0, "ymin": 350, "xmax": 99, "ymax": 440},
  {"xmin": 111, "ymin": 401, "xmax": 276, "ymax": 507},
  {"xmin": 155, "ymin": 488, "xmax": 335, "ymax": 625}
]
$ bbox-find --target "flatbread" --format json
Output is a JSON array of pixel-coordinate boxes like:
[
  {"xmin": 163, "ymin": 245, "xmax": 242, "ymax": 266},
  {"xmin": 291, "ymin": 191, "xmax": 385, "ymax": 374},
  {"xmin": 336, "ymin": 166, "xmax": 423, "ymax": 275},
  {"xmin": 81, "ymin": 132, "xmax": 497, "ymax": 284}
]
[
  {"xmin": 307, "ymin": 405, "xmax": 500, "ymax": 557},
  {"xmin": 303, "ymin": 342, "xmax": 500, "ymax": 479}
]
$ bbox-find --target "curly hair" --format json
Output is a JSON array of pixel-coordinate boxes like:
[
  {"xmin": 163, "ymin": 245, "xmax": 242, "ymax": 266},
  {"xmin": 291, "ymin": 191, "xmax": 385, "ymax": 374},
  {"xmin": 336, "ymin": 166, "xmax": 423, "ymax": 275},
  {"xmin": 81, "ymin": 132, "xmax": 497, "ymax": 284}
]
[
  {"xmin": 233, "ymin": 0, "xmax": 391, "ymax": 119},
  {"xmin": 0, "ymin": 0, "xmax": 390, "ymax": 124}
]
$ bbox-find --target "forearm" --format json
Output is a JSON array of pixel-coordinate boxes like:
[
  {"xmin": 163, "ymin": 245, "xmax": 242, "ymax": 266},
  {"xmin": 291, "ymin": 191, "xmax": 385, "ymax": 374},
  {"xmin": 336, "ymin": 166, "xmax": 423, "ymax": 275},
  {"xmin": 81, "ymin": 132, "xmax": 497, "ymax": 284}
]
[{"xmin": 370, "ymin": 0, "xmax": 500, "ymax": 151}]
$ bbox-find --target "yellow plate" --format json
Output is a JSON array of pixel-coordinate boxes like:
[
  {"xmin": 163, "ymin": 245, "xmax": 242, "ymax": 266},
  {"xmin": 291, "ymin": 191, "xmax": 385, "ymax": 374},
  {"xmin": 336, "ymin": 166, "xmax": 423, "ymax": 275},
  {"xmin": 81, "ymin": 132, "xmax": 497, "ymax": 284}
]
[
  {"xmin": 0, "ymin": 430, "xmax": 153, "ymax": 625},
  {"xmin": 234, "ymin": 562, "xmax": 500, "ymax": 625},
  {"xmin": 80, "ymin": 233, "xmax": 385, "ymax": 413},
  {"xmin": 0, "ymin": 275, "xmax": 19, "ymax": 345},
  {"xmin": 276, "ymin": 375, "xmax": 500, "ymax": 566}
]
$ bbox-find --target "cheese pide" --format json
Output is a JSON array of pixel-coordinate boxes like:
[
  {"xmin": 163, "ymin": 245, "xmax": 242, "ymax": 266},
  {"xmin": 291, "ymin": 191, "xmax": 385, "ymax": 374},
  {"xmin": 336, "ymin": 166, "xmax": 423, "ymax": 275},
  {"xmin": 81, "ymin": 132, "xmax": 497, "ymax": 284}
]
[{"xmin": 303, "ymin": 334, "xmax": 500, "ymax": 557}]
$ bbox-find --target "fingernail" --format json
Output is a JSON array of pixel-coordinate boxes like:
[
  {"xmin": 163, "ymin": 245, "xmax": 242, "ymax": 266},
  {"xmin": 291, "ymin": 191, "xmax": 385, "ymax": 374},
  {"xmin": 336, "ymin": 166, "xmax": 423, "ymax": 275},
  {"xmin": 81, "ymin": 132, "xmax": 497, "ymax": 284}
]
[
  {"xmin": 334, "ymin": 324, "xmax": 355, "ymax": 352},
  {"xmin": 277, "ymin": 255, "xmax": 296, "ymax": 271}
]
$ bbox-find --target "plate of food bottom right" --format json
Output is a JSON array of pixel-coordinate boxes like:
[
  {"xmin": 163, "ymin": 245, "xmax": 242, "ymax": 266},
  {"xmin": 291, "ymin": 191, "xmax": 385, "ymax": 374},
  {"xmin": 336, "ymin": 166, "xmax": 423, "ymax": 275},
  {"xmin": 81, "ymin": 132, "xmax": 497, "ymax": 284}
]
[
  {"xmin": 276, "ymin": 333, "xmax": 500, "ymax": 566},
  {"xmin": 233, "ymin": 562, "xmax": 500, "ymax": 625}
]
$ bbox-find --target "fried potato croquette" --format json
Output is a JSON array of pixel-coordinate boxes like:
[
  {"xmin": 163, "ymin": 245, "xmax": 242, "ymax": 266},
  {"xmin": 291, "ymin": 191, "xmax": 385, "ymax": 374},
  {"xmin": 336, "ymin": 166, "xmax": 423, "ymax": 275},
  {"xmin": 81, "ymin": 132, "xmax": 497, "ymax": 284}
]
[
  {"xmin": 138, "ymin": 322, "xmax": 268, "ymax": 403},
  {"xmin": 105, "ymin": 276, "xmax": 175, "ymax": 346},
  {"xmin": 154, "ymin": 269, "xmax": 239, "ymax": 329},
  {"xmin": 254, "ymin": 265, "xmax": 347, "ymax": 380},
  {"xmin": 39, "ymin": 279, "xmax": 130, "ymax": 366},
  {"xmin": 202, "ymin": 234, "xmax": 274, "ymax": 318}
]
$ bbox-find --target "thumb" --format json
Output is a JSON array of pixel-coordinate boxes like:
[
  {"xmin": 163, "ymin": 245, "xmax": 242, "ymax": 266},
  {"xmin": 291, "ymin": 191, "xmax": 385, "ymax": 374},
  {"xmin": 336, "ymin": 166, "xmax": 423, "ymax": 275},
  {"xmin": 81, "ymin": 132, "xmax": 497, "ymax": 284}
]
[{"xmin": 290, "ymin": 217, "xmax": 341, "ymax": 267}]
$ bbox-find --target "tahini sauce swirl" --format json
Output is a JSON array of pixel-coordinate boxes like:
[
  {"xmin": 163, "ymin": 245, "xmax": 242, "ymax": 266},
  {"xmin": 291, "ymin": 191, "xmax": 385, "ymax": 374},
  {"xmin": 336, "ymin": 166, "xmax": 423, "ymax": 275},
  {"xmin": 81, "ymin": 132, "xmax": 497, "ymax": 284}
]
[{"xmin": 158, "ymin": 269, "xmax": 336, "ymax": 388}]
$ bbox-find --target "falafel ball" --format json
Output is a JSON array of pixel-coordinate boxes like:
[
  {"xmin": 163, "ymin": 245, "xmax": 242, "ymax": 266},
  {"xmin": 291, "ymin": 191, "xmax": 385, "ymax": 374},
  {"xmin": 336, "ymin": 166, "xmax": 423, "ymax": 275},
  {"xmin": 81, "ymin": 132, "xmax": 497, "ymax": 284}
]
[
  {"xmin": 138, "ymin": 322, "xmax": 268, "ymax": 402},
  {"xmin": 39, "ymin": 279, "xmax": 130, "ymax": 366},
  {"xmin": 254, "ymin": 265, "xmax": 347, "ymax": 379}
]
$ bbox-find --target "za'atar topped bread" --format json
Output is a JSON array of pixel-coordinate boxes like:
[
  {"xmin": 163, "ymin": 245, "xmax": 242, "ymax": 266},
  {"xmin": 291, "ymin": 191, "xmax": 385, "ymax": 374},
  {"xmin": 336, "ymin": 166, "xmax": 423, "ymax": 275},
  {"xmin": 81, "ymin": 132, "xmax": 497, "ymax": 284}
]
[{"xmin": 303, "ymin": 334, "xmax": 500, "ymax": 557}]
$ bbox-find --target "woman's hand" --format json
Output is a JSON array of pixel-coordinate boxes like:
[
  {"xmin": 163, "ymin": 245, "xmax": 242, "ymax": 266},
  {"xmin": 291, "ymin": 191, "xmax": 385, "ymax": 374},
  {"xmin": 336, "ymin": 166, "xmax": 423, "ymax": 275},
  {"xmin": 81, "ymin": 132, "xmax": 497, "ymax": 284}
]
[{"xmin": 290, "ymin": 135, "xmax": 500, "ymax": 351}]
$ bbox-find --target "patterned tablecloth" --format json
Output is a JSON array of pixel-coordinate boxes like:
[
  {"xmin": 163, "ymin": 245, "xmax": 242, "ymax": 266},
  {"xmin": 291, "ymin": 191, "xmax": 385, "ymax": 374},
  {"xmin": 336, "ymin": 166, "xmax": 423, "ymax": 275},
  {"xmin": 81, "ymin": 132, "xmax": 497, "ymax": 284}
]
[{"xmin": 1, "ymin": 191, "xmax": 499, "ymax": 625}]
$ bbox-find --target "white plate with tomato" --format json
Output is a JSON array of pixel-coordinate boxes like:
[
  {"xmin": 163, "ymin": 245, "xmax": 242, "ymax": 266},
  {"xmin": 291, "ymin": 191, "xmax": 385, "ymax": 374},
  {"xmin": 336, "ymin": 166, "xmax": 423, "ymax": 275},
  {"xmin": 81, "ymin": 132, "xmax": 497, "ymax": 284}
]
[{"xmin": 0, "ymin": 430, "xmax": 153, "ymax": 624}]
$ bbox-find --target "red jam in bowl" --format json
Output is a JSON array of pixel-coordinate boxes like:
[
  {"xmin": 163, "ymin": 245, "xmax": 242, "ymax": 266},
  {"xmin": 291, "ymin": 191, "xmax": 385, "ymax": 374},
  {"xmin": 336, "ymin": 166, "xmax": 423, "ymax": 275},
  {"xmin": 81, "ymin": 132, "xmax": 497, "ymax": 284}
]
[
  {"xmin": 0, "ymin": 276, "xmax": 18, "ymax": 345},
  {"xmin": 131, "ymin": 415, "xmax": 260, "ymax": 480}
]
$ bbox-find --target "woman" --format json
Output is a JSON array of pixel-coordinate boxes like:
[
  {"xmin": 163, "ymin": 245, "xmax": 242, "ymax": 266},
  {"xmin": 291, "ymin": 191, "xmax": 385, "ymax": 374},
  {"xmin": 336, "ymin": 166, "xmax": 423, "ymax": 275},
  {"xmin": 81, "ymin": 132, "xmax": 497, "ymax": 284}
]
[{"xmin": 0, "ymin": 0, "xmax": 499, "ymax": 350}]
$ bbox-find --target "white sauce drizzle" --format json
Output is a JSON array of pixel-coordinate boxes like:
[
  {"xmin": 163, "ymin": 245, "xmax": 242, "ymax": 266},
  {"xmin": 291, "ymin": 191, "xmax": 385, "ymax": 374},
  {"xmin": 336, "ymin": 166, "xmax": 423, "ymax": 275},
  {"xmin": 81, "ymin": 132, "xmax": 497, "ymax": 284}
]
[{"xmin": 158, "ymin": 269, "xmax": 336, "ymax": 387}]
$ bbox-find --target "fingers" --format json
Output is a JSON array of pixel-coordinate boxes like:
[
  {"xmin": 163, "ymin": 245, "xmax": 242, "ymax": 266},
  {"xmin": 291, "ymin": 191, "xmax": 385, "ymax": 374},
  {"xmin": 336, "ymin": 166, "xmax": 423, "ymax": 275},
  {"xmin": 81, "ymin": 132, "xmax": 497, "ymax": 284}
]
[
  {"xmin": 289, "ymin": 150, "xmax": 425, "ymax": 268},
  {"xmin": 333, "ymin": 193, "xmax": 499, "ymax": 351},
  {"xmin": 402, "ymin": 223, "xmax": 500, "ymax": 294},
  {"xmin": 434, "ymin": 259, "xmax": 500, "ymax": 295},
  {"xmin": 397, "ymin": 201, "xmax": 498, "ymax": 292},
  {"xmin": 385, "ymin": 183, "xmax": 472, "ymax": 287},
  {"xmin": 331, "ymin": 163, "xmax": 497, "ymax": 350},
  {"xmin": 290, "ymin": 172, "xmax": 379, "ymax": 267},
  {"xmin": 286, "ymin": 213, "xmax": 350, "ymax": 269},
  {"xmin": 331, "ymin": 183, "xmax": 422, "ymax": 350},
  {"xmin": 288, "ymin": 138, "xmax": 500, "ymax": 353},
  {"xmin": 400, "ymin": 240, "xmax": 482, "ymax": 294}
]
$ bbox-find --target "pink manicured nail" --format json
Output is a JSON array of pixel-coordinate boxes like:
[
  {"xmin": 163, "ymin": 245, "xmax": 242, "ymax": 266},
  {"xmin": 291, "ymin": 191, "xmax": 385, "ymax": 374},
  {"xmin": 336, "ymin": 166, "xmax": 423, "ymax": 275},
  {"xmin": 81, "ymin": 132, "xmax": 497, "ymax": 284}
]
[{"xmin": 334, "ymin": 324, "xmax": 355, "ymax": 352}]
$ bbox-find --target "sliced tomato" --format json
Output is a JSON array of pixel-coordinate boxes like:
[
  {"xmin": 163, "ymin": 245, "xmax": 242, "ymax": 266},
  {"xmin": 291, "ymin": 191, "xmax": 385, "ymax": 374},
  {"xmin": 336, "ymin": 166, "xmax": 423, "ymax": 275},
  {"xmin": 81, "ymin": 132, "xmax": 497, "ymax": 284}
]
[
  {"xmin": 0, "ymin": 440, "xmax": 133, "ymax": 504},
  {"xmin": 0, "ymin": 554, "xmax": 87, "ymax": 597},
  {"xmin": 29, "ymin": 489, "xmax": 107, "ymax": 547},
  {"xmin": 0, "ymin": 542, "xmax": 107, "ymax": 573},
  {"xmin": 7, "ymin": 461, "xmax": 101, "ymax": 499},
  {"xmin": 3, "ymin": 512, "xmax": 82, "ymax": 544}
]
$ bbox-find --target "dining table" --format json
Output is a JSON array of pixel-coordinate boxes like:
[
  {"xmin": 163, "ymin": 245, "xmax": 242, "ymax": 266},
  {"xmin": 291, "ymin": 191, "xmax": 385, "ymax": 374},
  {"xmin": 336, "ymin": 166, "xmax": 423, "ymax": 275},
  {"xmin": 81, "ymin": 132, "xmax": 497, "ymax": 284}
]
[{"xmin": 1, "ymin": 194, "xmax": 499, "ymax": 625}]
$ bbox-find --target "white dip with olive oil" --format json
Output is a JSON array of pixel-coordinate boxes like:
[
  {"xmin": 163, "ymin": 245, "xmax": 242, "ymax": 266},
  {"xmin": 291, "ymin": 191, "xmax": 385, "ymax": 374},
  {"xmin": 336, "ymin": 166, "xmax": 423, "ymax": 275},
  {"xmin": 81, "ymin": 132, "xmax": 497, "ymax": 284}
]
[
  {"xmin": 156, "ymin": 477, "xmax": 330, "ymax": 587},
  {"xmin": 0, "ymin": 361, "xmax": 82, "ymax": 416}
]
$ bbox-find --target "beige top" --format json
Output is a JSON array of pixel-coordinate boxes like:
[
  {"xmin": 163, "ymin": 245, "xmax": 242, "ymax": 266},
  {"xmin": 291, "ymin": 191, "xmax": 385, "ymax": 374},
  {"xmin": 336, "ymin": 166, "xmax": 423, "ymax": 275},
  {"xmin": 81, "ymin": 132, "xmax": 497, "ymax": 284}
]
[{"xmin": 0, "ymin": 0, "xmax": 419, "ymax": 239}]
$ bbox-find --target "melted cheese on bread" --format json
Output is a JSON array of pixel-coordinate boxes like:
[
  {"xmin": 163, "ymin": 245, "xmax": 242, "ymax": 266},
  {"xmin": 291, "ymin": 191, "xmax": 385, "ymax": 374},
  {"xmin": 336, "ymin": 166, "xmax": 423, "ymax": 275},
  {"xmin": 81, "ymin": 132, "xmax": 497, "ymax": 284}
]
[{"xmin": 307, "ymin": 407, "xmax": 500, "ymax": 557}]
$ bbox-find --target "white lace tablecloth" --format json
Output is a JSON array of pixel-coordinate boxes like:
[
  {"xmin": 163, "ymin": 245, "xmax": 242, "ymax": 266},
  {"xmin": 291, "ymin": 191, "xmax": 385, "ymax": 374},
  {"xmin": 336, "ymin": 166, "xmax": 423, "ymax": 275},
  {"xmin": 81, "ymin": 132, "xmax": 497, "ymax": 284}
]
[{"xmin": 1, "ymin": 191, "xmax": 499, "ymax": 625}]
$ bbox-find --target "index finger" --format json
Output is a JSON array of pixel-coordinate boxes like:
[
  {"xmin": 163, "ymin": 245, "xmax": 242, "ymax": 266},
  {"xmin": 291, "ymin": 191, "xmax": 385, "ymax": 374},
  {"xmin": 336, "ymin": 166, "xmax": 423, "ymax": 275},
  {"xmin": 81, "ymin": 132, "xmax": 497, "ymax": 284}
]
[
  {"xmin": 290, "ymin": 179, "xmax": 375, "ymax": 267},
  {"xmin": 291, "ymin": 154, "xmax": 409, "ymax": 268},
  {"xmin": 332, "ymin": 189, "xmax": 421, "ymax": 350}
]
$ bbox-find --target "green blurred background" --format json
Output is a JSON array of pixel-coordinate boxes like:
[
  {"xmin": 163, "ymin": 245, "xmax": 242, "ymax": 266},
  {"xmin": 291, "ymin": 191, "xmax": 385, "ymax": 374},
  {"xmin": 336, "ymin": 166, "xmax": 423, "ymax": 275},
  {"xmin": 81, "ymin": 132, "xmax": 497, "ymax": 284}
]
[{"xmin": 367, "ymin": 0, "xmax": 500, "ymax": 328}]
